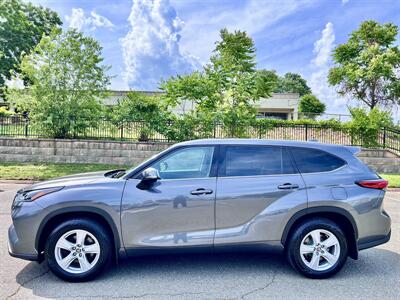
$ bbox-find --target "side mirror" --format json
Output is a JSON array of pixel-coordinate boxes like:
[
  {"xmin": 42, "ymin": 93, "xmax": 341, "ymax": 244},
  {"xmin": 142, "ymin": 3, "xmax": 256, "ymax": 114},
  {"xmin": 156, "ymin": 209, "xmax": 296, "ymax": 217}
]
[{"xmin": 141, "ymin": 168, "xmax": 160, "ymax": 184}]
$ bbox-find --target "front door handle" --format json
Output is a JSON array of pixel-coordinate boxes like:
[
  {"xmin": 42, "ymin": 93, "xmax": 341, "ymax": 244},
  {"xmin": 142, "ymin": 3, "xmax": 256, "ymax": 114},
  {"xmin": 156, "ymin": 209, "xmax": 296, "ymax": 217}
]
[
  {"xmin": 278, "ymin": 183, "xmax": 299, "ymax": 190},
  {"xmin": 190, "ymin": 188, "xmax": 213, "ymax": 195}
]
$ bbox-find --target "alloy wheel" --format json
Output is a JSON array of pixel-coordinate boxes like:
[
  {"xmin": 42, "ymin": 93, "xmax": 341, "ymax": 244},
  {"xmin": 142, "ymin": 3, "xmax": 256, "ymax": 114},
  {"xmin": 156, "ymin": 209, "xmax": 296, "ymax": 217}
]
[
  {"xmin": 54, "ymin": 229, "xmax": 101, "ymax": 274},
  {"xmin": 299, "ymin": 229, "xmax": 340, "ymax": 271}
]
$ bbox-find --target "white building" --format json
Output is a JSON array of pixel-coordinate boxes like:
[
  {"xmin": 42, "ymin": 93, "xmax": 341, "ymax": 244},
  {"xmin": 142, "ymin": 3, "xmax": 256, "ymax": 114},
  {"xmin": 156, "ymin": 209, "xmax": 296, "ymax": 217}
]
[
  {"xmin": 104, "ymin": 91, "xmax": 300, "ymax": 120},
  {"xmin": 254, "ymin": 93, "xmax": 299, "ymax": 120}
]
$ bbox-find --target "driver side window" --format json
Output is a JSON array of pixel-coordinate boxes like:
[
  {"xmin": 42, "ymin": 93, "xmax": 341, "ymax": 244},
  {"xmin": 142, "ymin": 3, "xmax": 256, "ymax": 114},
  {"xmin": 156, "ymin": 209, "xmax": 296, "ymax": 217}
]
[{"xmin": 151, "ymin": 147, "xmax": 215, "ymax": 180}]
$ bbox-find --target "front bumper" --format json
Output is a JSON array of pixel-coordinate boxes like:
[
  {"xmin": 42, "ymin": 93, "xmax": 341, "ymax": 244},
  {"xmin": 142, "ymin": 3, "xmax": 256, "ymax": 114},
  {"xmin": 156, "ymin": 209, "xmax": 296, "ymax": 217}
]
[
  {"xmin": 8, "ymin": 224, "xmax": 40, "ymax": 261},
  {"xmin": 8, "ymin": 197, "xmax": 47, "ymax": 262}
]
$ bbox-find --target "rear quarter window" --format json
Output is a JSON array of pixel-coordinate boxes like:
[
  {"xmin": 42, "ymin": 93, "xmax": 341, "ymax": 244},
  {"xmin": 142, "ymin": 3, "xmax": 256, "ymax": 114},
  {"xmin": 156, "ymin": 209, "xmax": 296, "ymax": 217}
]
[{"xmin": 290, "ymin": 147, "xmax": 346, "ymax": 173}]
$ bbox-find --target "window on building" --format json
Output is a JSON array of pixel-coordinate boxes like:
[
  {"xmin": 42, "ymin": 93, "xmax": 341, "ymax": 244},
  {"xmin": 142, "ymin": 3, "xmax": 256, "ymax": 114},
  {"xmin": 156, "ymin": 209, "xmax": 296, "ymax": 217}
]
[{"xmin": 257, "ymin": 112, "xmax": 289, "ymax": 120}]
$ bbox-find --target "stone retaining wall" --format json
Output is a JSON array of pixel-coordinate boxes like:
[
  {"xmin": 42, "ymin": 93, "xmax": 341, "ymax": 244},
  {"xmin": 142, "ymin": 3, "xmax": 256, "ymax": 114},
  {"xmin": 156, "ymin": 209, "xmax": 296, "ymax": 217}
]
[
  {"xmin": 0, "ymin": 137, "xmax": 399, "ymax": 173},
  {"xmin": 0, "ymin": 137, "xmax": 172, "ymax": 166}
]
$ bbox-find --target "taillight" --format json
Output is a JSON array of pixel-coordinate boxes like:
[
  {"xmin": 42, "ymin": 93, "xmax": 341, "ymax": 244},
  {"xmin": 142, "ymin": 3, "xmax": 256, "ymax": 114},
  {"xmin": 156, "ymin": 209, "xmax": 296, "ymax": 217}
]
[{"xmin": 356, "ymin": 179, "xmax": 388, "ymax": 189}]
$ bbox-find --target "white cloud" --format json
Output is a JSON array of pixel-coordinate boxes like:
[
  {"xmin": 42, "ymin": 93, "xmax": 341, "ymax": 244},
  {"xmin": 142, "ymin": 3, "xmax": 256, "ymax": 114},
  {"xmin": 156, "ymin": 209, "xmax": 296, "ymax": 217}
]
[
  {"xmin": 66, "ymin": 8, "xmax": 114, "ymax": 32},
  {"xmin": 309, "ymin": 22, "xmax": 347, "ymax": 111},
  {"xmin": 120, "ymin": 0, "xmax": 200, "ymax": 90},
  {"xmin": 90, "ymin": 11, "xmax": 114, "ymax": 29},
  {"xmin": 342, "ymin": 0, "xmax": 350, "ymax": 4},
  {"xmin": 312, "ymin": 22, "xmax": 335, "ymax": 68}
]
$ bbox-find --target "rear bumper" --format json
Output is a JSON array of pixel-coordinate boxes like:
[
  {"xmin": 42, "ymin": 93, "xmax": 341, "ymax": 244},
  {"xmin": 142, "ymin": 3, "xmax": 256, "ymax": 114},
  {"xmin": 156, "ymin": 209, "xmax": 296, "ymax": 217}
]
[
  {"xmin": 8, "ymin": 248, "xmax": 39, "ymax": 261},
  {"xmin": 357, "ymin": 230, "xmax": 391, "ymax": 251}
]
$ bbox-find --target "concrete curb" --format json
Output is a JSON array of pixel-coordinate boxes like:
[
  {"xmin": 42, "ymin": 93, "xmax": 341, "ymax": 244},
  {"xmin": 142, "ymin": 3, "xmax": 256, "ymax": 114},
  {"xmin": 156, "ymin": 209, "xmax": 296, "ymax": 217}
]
[{"xmin": 0, "ymin": 180, "xmax": 39, "ymax": 184}]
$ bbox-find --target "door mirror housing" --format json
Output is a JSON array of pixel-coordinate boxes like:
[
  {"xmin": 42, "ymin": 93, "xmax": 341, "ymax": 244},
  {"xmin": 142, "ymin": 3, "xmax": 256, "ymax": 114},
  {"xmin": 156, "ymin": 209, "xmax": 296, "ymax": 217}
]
[{"xmin": 141, "ymin": 168, "xmax": 160, "ymax": 184}]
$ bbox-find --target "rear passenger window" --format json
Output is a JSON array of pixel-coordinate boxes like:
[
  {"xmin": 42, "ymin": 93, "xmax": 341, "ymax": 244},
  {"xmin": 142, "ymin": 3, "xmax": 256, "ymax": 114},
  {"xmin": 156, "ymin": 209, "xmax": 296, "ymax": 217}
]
[
  {"xmin": 222, "ymin": 146, "xmax": 295, "ymax": 177},
  {"xmin": 291, "ymin": 148, "xmax": 345, "ymax": 173}
]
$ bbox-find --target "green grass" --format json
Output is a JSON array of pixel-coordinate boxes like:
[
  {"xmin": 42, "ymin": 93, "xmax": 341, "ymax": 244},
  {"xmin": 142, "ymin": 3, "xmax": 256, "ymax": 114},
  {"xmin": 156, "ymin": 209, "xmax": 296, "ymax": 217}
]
[
  {"xmin": 0, "ymin": 162, "xmax": 129, "ymax": 181},
  {"xmin": 0, "ymin": 162, "xmax": 399, "ymax": 188},
  {"xmin": 380, "ymin": 174, "xmax": 400, "ymax": 188}
]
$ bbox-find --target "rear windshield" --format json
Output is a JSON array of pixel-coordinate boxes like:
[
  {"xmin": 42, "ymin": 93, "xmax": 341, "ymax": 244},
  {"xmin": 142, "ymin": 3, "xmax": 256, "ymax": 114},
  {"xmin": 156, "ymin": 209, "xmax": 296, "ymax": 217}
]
[{"xmin": 291, "ymin": 147, "xmax": 346, "ymax": 173}]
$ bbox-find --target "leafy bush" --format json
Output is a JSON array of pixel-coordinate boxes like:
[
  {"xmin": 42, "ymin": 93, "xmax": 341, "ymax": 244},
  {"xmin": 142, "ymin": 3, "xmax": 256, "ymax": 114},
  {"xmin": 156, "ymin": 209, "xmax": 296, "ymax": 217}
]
[
  {"xmin": 256, "ymin": 118, "xmax": 344, "ymax": 129},
  {"xmin": 348, "ymin": 108, "xmax": 393, "ymax": 147},
  {"xmin": 111, "ymin": 91, "xmax": 172, "ymax": 141},
  {"xmin": 162, "ymin": 112, "xmax": 216, "ymax": 141},
  {"xmin": 158, "ymin": 115, "xmax": 348, "ymax": 142},
  {"xmin": 0, "ymin": 107, "xmax": 14, "ymax": 117}
]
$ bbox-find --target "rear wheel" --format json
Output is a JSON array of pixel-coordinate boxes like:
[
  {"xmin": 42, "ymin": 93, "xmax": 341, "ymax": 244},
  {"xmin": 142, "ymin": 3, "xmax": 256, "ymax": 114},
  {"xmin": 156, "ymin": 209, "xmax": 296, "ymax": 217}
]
[
  {"xmin": 45, "ymin": 218, "xmax": 112, "ymax": 282},
  {"xmin": 286, "ymin": 218, "xmax": 348, "ymax": 279}
]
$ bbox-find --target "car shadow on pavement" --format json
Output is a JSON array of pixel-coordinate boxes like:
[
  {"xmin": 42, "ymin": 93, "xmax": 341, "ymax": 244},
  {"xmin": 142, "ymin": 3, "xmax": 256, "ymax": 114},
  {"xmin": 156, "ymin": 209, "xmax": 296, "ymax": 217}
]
[{"xmin": 12, "ymin": 248, "xmax": 400, "ymax": 299}]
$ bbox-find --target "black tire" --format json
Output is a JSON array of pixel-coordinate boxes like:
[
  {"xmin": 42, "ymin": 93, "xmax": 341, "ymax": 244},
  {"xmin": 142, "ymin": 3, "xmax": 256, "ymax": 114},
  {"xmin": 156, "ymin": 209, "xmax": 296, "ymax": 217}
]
[
  {"xmin": 45, "ymin": 218, "xmax": 112, "ymax": 282},
  {"xmin": 286, "ymin": 217, "xmax": 348, "ymax": 279}
]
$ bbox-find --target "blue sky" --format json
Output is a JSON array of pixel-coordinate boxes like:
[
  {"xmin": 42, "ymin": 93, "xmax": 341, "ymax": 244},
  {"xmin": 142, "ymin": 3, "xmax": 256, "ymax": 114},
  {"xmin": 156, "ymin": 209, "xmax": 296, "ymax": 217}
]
[{"xmin": 29, "ymin": 0, "xmax": 400, "ymax": 115}]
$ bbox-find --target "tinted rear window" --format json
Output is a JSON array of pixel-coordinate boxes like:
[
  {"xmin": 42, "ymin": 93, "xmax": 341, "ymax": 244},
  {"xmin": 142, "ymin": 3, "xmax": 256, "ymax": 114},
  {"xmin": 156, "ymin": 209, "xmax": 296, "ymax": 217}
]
[
  {"xmin": 291, "ymin": 147, "xmax": 345, "ymax": 173},
  {"xmin": 222, "ymin": 146, "xmax": 295, "ymax": 177}
]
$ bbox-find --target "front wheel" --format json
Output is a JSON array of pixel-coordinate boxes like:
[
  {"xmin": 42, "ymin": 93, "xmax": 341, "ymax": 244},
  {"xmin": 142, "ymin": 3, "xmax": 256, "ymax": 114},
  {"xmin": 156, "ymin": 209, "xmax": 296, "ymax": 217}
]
[
  {"xmin": 45, "ymin": 218, "xmax": 112, "ymax": 282},
  {"xmin": 286, "ymin": 218, "xmax": 348, "ymax": 279}
]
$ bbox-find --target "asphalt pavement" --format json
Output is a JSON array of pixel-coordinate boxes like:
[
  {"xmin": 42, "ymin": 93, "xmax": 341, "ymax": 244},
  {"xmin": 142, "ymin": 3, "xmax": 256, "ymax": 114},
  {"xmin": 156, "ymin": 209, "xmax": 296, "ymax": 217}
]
[{"xmin": 1, "ymin": 182, "xmax": 399, "ymax": 300}]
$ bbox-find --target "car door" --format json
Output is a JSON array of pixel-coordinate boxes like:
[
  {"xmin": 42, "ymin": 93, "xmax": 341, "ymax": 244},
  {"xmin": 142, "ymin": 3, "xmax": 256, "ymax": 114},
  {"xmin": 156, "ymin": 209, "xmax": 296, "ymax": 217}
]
[
  {"xmin": 121, "ymin": 145, "xmax": 218, "ymax": 250},
  {"xmin": 214, "ymin": 145, "xmax": 308, "ymax": 245}
]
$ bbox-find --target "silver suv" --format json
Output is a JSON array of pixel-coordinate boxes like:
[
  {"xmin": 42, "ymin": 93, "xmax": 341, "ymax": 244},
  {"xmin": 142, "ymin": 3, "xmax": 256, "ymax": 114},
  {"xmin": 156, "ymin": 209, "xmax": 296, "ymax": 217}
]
[{"xmin": 8, "ymin": 139, "xmax": 391, "ymax": 281}]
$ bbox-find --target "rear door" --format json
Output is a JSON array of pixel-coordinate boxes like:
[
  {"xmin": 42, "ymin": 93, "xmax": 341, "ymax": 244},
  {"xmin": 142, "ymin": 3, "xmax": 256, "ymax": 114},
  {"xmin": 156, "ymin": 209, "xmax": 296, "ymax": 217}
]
[{"xmin": 214, "ymin": 145, "xmax": 308, "ymax": 245}]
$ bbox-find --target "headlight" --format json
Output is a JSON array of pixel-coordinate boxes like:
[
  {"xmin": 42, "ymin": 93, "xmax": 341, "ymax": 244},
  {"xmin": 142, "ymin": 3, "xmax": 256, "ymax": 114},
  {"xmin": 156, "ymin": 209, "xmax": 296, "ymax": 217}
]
[{"xmin": 12, "ymin": 187, "xmax": 64, "ymax": 208}]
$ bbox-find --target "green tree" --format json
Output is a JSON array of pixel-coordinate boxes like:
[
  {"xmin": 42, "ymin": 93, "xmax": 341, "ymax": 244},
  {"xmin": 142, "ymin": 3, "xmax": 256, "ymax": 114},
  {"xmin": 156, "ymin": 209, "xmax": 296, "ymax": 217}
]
[
  {"xmin": 0, "ymin": 0, "xmax": 62, "ymax": 92},
  {"xmin": 328, "ymin": 20, "xmax": 400, "ymax": 110},
  {"xmin": 256, "ymin": 69, "xmax": 279, "ymax": 97},
  {"xmin": 274, "ymin": 72, "xmax": 311, "ymax": 96},
  {"xmin": 207, "ymin": 29, "xmax": 261, "ymax": 132},
  {"xmin": 6, "ymin": 29, "xmax": 110, "ymax": 138},
  {"xmin": 161, "ymin": 71, "xmax": 214, "ymax": 113},
  {"xmin": 161, "ymin": 28, "xmax": 275, "ymax": 137},
  {"xmin": 112, "ymin": 92, "xmax": 171, "ymax": 141},
  {"xmin": 299, "ymin": 94, "xmax": 326, "ymax": 118}
]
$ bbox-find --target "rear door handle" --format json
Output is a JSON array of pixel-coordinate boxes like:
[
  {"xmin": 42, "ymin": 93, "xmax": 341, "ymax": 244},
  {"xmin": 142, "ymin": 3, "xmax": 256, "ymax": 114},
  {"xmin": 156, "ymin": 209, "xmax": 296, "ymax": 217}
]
[
  {"xmin": 190, "ymin": 188, "xmax": 213, "ymax": 195},
  {"xmin": 278, "ymin": 183, "xmax": 299, "ymax": 190}
]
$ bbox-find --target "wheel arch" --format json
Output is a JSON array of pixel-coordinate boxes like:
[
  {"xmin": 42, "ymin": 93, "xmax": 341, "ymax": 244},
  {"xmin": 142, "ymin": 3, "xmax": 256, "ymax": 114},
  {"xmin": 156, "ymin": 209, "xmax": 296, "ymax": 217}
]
[
  {"xmin": 281, "ymin": 206, "xmax": 359, "ymax": 260},
  {"xmin": 35, "ymin": 207, "xmax": 123, "ymax": 262}
]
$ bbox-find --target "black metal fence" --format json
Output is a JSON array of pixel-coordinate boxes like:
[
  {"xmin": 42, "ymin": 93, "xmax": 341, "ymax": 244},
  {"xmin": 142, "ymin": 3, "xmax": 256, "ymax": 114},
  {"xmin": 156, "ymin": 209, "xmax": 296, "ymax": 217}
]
[{"xmin": 0, "ymin": 116, "xmax": 399, "ymax": 154}]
